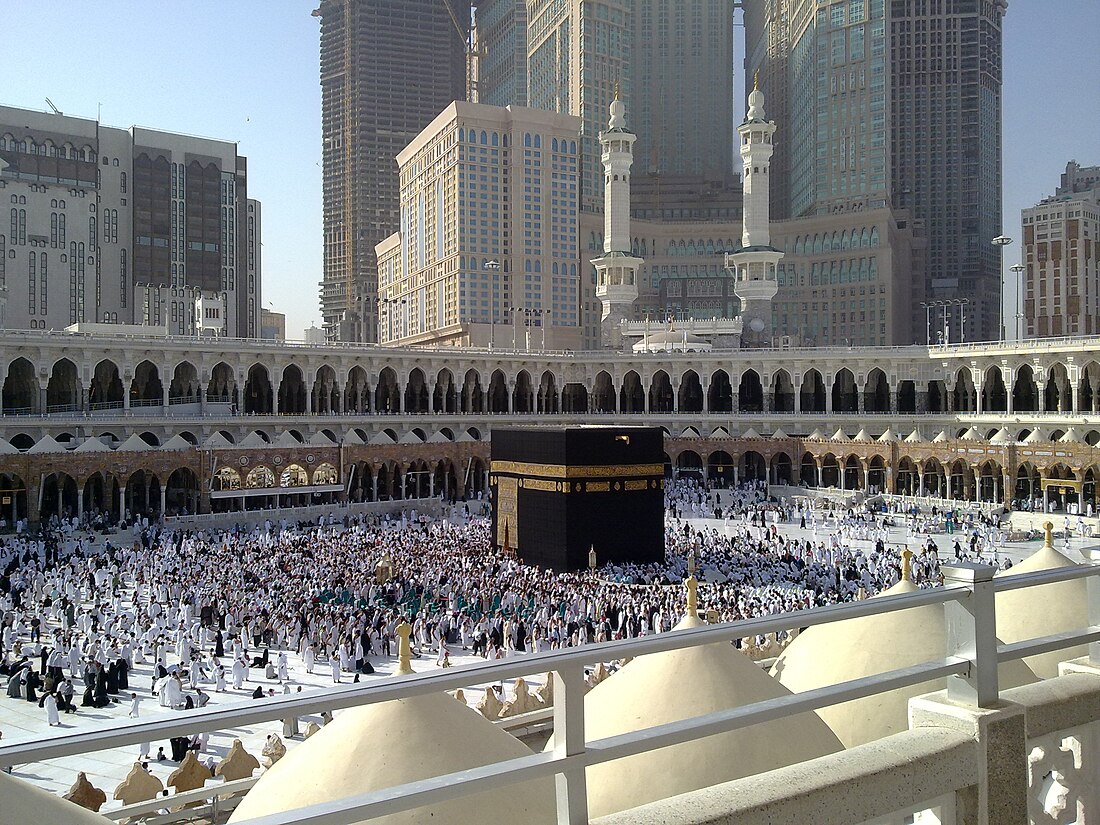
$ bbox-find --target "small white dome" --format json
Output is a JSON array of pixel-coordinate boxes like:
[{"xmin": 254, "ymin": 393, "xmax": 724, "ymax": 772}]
[
  {"xmin": 609, "ymin": 97, "xmax": 626, "ymax": 129},
  {"xmin": 232, "ymin": 630, "xmax": 553, "ymax": 825},
  {"xmin": 230, "ymin": 693, "xmax": 554, "ymax": 825},
  {"xmin": 995, "ymin": 522, "xmax": 1088, "ymax": 678},
  {"xmin": 771, "ymin": 571, "xmax": 1037, "ymax": 747},
  {"xmin": 0, "ymin": 772, "xmax": 111, "ymax": 824},
  {"xmin": 558, "ymin": 581, "xmax": 842, "ymax": 818}
]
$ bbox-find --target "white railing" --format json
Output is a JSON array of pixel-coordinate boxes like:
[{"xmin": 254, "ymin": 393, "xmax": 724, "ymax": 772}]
[{"xmin": 3, "ymin": 560, "xmax": 1100, "ymax": 824}]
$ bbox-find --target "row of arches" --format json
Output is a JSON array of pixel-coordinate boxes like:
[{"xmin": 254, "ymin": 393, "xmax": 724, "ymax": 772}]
[
  {"xmin": 8, "ymin": 467, "xmax": 201, "ymax": 526},
  {"xmin": 665, "ymin": 449, "xmax": 1100, "ymax": 511},
  {"xmin": 5, "ymin": 357, "xmax": 1100, "ymax": 418}
]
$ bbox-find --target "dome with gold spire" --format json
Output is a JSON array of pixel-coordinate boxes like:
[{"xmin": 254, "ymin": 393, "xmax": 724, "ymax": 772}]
[
  {"xmin": 770, "ymin": 550, "xmax": 1038, "ymax": 748},
  {"xmin": 230, "ymin": 623, "xmax": 554, "ymax": 825},
  {"xmin": 552, "ymin": 577, "xmax": 842, "ymax": 819},
  {"xmin": 995, "ymin": 520, "xmax": 1089, "ymax": 678}
]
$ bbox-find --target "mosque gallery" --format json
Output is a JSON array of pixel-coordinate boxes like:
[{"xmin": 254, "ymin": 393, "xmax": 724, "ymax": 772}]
[{"xmin": 490, "ymin": 426, "xmax": 665, "ymax": 571}]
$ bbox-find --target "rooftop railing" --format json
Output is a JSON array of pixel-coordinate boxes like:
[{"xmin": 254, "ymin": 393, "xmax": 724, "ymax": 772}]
[{"xmin": 2, "ymin": 559, "xmax": 1099, "ymax": 824}]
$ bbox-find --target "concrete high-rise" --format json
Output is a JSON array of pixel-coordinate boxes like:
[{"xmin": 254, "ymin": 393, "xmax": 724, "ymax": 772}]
[
  {"xmin": 375, "ymin": 103, "xmax": 584, "ymax": 350},
  {"xmin": 746, "ymin": 0, "xmax": 1008, "ymax": 342},
  {"xmin": 0, "ymin": 104, "xmax": 260, "ymax": 338},
  {"xmin": 315, "ymin": 0, "xmax": 468, "ymax": 342},
  {"xmin": 1021, "ymin": 161, "xmax": 1100, "ymax": 339}
]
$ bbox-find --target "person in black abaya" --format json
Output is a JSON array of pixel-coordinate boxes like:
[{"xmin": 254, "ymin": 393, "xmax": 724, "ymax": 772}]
[
  {"xmin": 106, "ymin": 660, "xmax": 120, "ymax": 694},
  {"xmin": 170, "ymin": 736, "xmax": 190, "ymax": 762},
  {"xmin": 117, "ymin": 658, "xmax": 129, "ymax": 691},
  {"xmin": 93, "ymin": 664, "xmax": 110, "ymax": 708},
  {"xmin": 24, "ymin": 669, "xmax": 39, "ymax": 703},
  {"xmin": 214, "ymin": 632, "xmax": 224, "ymax": 659}
]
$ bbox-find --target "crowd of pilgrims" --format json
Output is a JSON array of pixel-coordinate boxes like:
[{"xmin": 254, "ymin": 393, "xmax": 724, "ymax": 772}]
[{"xmin": 0, "ymin": 479, "xmax": 1009, "ymax": 727}]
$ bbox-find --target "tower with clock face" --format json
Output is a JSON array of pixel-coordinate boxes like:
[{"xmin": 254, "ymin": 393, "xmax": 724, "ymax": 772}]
[{"xmin": 727, "ymin": 75, "xmax": 782, "ymax": 348}]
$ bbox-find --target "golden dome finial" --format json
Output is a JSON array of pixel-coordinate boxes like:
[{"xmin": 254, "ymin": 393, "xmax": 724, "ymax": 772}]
[
  {"xmin": 1044, "ymin": 520, "xmax": 1054, "ymax": 548},
  {"xmin": 395, "ymin": 621, "xmax": 414, "ymax": 676},
  {"xmin": 753, "ymin": 69, "xmax": 760, "ymax": 92},
  {"xmin": 901, "ymin": 548, "xmax": 913, "ymax": 582},
  {"xmin": 614, "ymin": 79, "xmax": 620, "ymax": 101},
  {"xmin": 685, "ymin": 575, "xmax": 698, "ymax": 616}
]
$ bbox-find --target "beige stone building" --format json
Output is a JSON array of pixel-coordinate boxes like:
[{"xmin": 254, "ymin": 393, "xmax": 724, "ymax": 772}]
[
  {"xmin": 376, "ymin": 102, "xmax": 584, "ymax": 350},
  {"xmin": 1021, "ymin": 160, "xmax": 1100, "ymax": 338}
]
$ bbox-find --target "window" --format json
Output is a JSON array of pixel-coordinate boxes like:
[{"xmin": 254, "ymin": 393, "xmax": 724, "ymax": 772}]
[
  {"xmin": 39, "ymin": 253, "xmax": 46, "ymax": 314},
  {"xmin": 120, "ymin": 248, "xmax": 128, "ymax": 308},
  {"xmin": 28, "ymin": 251, "xmax": 36, "ymax": 314},
  {"xmin": 120, "ymin": 172, "xmax": 127, "ymax": 193}
]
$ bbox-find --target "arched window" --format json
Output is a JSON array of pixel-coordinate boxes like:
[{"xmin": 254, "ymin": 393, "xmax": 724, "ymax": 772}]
[
  {"xmin": 870, "ymin": 226, "xmax": 879, "ymax": 246},
  {"xmin": 480, "ymin": 130, "xmax": 487, "ymax": 144},
  {"xmin": 524, "ymin": 133, "xmax": 532, "ymax": 147},
  {"xmin": 491, "ymin": 132, "xmax": 499, "ymax": 146},
  {"xmin": 552, "ymin": 138, "xmax": 559, "ymax": 152}
]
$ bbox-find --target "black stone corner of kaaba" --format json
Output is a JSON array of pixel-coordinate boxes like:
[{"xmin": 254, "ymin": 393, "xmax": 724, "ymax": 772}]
[{"xmin": 490, "ymin": 426, "xmax": 665, "ymax": 572}]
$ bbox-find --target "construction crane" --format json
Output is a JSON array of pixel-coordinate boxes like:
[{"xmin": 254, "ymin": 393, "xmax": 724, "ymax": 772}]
[
  {"xmin": 443, "ymin": 0, "xmax": 483, "ymax": 102},
  {"xmin": 45, "ymin": 98, "xmax": 63, "ymax": 116}
]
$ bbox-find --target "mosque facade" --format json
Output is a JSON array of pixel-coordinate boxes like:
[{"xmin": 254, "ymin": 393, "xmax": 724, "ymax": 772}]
[{"xmin": 0, "ymin": 327, "xmax": 1099, "ymax": 525}]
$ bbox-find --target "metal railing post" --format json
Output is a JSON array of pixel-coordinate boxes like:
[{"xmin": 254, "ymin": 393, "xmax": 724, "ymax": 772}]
[
  {"xmin": 941, "ymin": 562, "xmax": 999, "ymax": 707},
  {"xmin": 552, "ymin": 663, "xmax": 588, "ymax": 825}
]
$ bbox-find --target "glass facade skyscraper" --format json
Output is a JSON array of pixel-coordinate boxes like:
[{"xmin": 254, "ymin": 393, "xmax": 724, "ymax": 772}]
[{"xmin": 747, "ymin": 0, "xmax": 1007, "ymax": 342}]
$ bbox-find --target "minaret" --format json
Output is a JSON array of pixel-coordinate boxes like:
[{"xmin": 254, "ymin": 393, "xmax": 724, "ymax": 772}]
[
  {"xmin": 727, "ymin": 73, "xmax": 782, "ymax": 348},
  {"xmin": 592, "ymin": 84, "xmax": 641, "ymax": 350}
]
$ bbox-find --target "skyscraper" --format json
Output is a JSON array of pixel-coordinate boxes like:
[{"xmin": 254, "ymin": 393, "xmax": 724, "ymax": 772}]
[
  {"xmin": 746, "ymin": 0, "xmax": 1007, "ymax": 342},
  {"xmin": 476, "ymin": 0, "xmax": 528, "ymax": 108},
  {"xmin": 0, "ymin": 104, "xmax": 260, "ymax": 338},
  {"xmin": 632, "ymin": 0, "xmax": 733, "ymax": 184},
  {"xmin": 315, "ymin": 0, "xmax": 468, "ymax": 342},
  {"xmin": 521, "ymin": 0, "xmax": 735, "ymax": 212},
  {"xmin": 527, "ymin": 0, "xmax": 632, "ymax": 213}
]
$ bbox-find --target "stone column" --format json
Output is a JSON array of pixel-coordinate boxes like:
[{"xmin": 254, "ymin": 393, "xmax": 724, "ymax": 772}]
[
  {"xmin": 77, "ymin": 483, "xmax": 84, "ymax": 520},
  {"xmin": 908, "ymin": 695, "xmax": 1027, "ymax": 825},
  {"xmin": 38, "ymin": 384, "xmax": 47, "ymax": 414}
]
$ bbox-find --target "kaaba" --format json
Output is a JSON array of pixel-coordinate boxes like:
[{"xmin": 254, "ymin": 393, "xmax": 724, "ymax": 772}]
[{"xmin": 491, "ymin": 426, "xmax": 665, "ymax": 571}]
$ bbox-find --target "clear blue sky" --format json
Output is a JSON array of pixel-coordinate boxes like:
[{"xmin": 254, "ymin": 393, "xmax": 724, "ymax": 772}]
[{"xmin": 2, "ymin": 2, "xmax": 1097, "ymax": 340}]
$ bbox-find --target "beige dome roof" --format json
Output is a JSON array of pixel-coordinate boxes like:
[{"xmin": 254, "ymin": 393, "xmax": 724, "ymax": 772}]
[
  {"xmin": 995, "ymin": 523, "xmax": 1087, "ymax": 678},
  {"xmin": 558, "ymin": 580, "xmax": 842, "ymax": 818},
  {"xmin": 770, "ymin": 569, "xmax": 1037, "ymax": 748},
  {"xmin": 230, "ymin": 693, "xmax": 554, "ymax": 825},
  {"xmin": 0, "ymin": 771, "xmax": 111, "ymax": 824},
  {"xmin": 231, "ymin": 626, "xmax": 553, "ymax": 825}
]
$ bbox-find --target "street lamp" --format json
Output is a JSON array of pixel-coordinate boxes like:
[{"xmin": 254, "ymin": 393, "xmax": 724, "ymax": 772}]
[
  {"xmin": 1010, "ymin": 263, "xmax": 1025, "ymax": 341},
  {"xmin": 992, "ymin": 235, "xmax": 1013, "ymax": 342},
  {"xmin": 919, "ymin": 302, "xmax": 933, "ymax": 345},
  {"xmin": 483, "ymin": 260, "xmax": 501, "ymax": 350}
]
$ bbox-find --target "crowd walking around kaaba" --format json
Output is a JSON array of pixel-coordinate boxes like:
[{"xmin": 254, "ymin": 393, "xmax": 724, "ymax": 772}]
[{"xmin": 1, "ymin": 479, "xmax": 1011, "ymax": 748}]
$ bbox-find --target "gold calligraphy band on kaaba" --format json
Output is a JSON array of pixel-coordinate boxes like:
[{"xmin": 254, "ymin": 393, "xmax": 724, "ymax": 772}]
[{"xmin": 490, "ymin": 460, "xmax": 665, "ymax": 479}]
